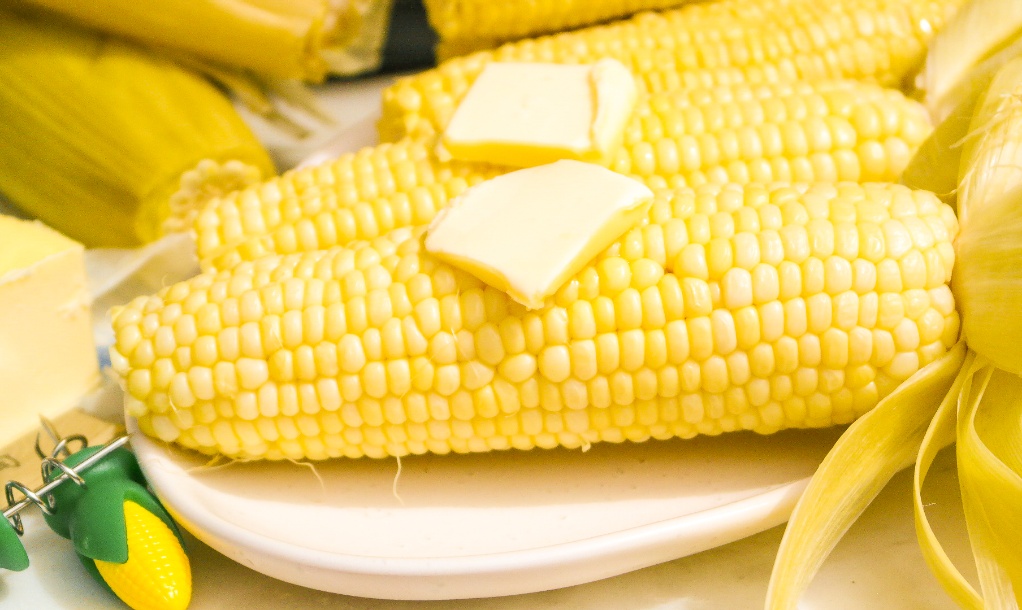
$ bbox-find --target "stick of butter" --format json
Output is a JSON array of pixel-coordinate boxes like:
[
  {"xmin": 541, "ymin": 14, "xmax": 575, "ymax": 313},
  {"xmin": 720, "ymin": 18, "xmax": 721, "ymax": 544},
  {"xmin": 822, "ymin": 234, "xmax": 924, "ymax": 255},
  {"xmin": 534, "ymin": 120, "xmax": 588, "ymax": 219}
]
[
  {"xmin": 439, "ymin": 59, "xmax": 637, "ymax": 168},
  {"xmin": 424, "ymin": 160, "xmax": 654, "ymax": 310},
  {"xmin": 0, "ymin": 216, "xmax": 99, "ymax": 448}
]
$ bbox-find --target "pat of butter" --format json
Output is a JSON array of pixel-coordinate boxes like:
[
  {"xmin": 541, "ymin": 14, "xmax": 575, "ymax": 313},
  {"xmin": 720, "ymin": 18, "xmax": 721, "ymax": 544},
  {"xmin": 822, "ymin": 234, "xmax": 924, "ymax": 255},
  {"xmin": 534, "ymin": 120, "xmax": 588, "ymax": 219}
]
[
  {"xmin": 424, "ymin": 160, "xmax": 654, "ymax": 309},
  {"xmin": 0, "ymin": 216, "xmax": 99, "ymax": 448},
  {"xmin": 440, "ymin": 59, "xmax": 638, "ymax": 168}
]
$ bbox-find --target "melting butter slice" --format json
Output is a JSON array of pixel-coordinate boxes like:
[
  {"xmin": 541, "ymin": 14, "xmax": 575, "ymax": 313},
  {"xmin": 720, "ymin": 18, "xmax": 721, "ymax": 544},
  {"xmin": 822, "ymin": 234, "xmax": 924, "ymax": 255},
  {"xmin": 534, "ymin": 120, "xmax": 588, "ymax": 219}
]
[
  {"xmin": 440, "ymin": 59, "xmax": 637, "ymax": 168},
  {"xmin": 424, "ymin": 160, "xmax": 654, "ymax": 310},
  {"xmin": 0, "ymin": 216, "xmax": 99, "ymax": 448}
]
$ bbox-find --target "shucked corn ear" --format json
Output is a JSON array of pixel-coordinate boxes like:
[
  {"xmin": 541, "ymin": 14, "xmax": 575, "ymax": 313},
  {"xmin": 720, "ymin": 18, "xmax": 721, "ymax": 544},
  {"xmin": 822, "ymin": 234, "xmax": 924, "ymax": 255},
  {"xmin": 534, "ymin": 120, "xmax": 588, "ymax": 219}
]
[
  {"xmin": 379, "ymin": 0, "xmax": 964, "ymax": 142},
  {"xmin": 196, "ymin": 79, "xmax": 932, "ymax": 270},
  {"xmin": 0, "ymin": 7, "xmax": 275, "ymax": 248},
  {"xmin": 110, "ymin": 181, "xmax": 960, "ymax": 461},
  {"xmin": 15, "ymin": 0, "xmax": 395, "ymax": 80},
  {"xmin": 424, "ymin": 0, "xmax": 695, "ymax": 60}
]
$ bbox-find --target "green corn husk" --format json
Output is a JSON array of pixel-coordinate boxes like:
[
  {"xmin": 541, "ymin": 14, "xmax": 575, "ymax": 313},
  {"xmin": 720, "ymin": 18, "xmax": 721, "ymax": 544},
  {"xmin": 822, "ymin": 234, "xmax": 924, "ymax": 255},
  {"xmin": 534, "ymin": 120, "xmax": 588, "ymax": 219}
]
[
  {"xmin": 13, "ymin": 0, "xmax": 396, "ymax": 81},
  {"xmin": 0, "ymin": 8, "xmax": 276, "ymax": 247}
]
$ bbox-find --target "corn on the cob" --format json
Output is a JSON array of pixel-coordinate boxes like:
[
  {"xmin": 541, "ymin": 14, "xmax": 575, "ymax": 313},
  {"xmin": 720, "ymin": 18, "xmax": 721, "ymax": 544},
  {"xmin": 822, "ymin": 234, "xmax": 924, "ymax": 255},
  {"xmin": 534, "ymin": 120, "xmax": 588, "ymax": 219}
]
[
  {"xmin": 0, "ymin": 7, "xmax": 275, "ymax": 247},
  {"xmin": 424, "ymin": 0, "xmax": 695, "ymax": 60},
  {"xmin": 110, "ymin": 181, "xmax": 960, "ymax": 461},
  {"xmin": 196, "ymin": 79, "xmax": 932, "ymax": 270},
  {"xmin": 15, "ymin": 0, "xmax": 395, "ymax": 81},
  {"xmin": 379, "ymin": 0, "xmax": 963, "ymax": 142}
]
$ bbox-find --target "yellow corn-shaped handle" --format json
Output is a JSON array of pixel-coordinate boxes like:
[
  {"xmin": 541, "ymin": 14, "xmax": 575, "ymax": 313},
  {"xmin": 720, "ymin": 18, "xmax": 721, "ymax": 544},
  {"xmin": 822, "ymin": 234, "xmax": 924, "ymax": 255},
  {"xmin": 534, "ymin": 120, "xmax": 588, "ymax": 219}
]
[{"xmin": 94, "ymin": 500, "xmax": 191, "ymax": 610}]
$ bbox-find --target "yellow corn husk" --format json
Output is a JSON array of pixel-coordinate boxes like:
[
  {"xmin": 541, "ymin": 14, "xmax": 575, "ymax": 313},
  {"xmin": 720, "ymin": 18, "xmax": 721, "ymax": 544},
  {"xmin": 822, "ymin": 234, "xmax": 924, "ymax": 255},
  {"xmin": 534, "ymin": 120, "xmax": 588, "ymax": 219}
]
[
  {"xmin": 902, "ymin": 0, "xmax": 1022, "ymax": 199},
  {"xmin": 951, "ymin": 364, "xmax": 1022, "ymax": 606},
  {"xmin": 766, "ymin": 341, "xmax": 967, "ymax": 609},
  {"xmin": 912, "ymin": 351, "xmax": 982, "ymax": 609},
  {"xmin": 773, "ymin": 343, "xmax": 1022, "ymax": 609},
  {"xmin": 911, "ymin": 51, "xmax": 1022, "ymax": 596},
  {"xmin": 952, "ymin": 58, "xmax": 1022, "ymax": 372},
  {"xmin": 899, "ymin": 91, "xmax": 975, "ymax": 199},
  {"xmin": 196, "ymin": 79, "xmax": 933, "ymax": 270},
  {"xmin": 916, "ymin": 0, "xmax": 1022, "ymax": 123},
  {"xmin": 769, "ymin": 53, "xmax": 1022, "ymax": 610},
  {"xmin": 0, "ymin": 7, "xmax": 275, "ymax": 248},
  {"xmin": 379, "ymin": 0, "xmax": 964, "ymax": 142},
  {"xmin": 109, "ymin": 181, "xmax": 961, "ymax": 461},
  {"xmin": 424, "ymin": 0, "xmax": 695, "ymax": 60},
  {"xmin": 956, "ymin": 57, "xmax": 1022, "ymax": 227},
  {"xmin": 13, "ymin": 0, "xmax": 396, "ymax": 81},
  {"xmin": 94, "ymin": 500, "xmax": 192, "ymax": 610}
]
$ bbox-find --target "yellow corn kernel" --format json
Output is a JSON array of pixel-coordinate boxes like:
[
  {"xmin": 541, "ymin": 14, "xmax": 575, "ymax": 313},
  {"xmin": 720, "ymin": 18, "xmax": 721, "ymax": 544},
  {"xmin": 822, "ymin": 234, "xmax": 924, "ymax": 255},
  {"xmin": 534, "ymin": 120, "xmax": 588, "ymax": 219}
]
[
  {"xmin": 380, "ymin": 0, "xmax": 964, "ymax": 141},
  {"xmin": 112, "ymin": 182, "xmax": 960, "ymax": 461},
  {"xmin": 198, "ymin": 79, "xmax": 931, "ymax": 270}
]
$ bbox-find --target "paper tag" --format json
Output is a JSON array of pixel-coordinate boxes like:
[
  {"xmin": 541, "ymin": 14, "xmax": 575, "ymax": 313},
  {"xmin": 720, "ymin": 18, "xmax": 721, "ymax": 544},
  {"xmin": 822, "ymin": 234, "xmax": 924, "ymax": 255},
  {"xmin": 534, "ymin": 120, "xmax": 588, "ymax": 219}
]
[{"xmin": 0, "ymin": 409, "xmax": 122, "ymax": 492}]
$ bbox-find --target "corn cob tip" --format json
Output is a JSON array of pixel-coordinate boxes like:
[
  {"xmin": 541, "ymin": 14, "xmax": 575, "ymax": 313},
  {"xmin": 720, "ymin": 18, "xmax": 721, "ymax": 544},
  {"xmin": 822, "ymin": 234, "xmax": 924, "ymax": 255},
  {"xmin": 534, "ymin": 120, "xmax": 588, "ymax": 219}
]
[{"xmin": 161, "ymin": 159, "xmax": 266, "ymax": 238}]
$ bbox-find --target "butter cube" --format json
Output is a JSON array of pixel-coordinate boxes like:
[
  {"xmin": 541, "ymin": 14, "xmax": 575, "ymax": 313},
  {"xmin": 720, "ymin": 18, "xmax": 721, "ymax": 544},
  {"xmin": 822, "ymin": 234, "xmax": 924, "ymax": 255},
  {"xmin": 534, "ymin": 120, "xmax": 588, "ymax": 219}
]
[
  {"xmin": 0, "ymin": 216, "xmax": 99, "ymax": 448},
  {"xmin": 440, "ymin": 59, "xmax": 637, "ymax": 168},
  {"xmin": 424, "ymin": 160, "xmax": 654, "ymax": 309}
]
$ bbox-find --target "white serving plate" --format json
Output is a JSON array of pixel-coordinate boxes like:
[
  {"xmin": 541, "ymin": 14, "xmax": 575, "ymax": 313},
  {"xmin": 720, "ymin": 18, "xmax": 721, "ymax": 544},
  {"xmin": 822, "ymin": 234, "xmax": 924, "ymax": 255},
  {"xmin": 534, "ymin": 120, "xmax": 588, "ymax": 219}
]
[{"xmin": 129, "ymin": 418, "xmax": 843, "ymax": 600}]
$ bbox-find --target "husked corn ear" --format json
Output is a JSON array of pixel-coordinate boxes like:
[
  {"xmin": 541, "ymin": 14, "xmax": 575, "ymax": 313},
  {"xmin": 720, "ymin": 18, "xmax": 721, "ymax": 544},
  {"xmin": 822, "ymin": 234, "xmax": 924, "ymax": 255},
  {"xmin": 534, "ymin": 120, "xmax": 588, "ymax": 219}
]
[
  {"xmin": 17, "ymin": 0, "xmax": 395, "ymax": 80},
  {"xmin": 380, "ymin": 0, "xmax": 963, "ymax": 141},
  {"xmin": 111, "ymin": 182, "xmax": 961, "ymax": 461},
  {"xmin": 198, "ymin": 79, "xmax": 932, "ymax": 269},
  {"xmin": 0, "ymin": 7, "xmax": 275, "ymax": 247},
  {"xmin": 425, "ymin": 0, "xmax": 694, "ymax": 60}
]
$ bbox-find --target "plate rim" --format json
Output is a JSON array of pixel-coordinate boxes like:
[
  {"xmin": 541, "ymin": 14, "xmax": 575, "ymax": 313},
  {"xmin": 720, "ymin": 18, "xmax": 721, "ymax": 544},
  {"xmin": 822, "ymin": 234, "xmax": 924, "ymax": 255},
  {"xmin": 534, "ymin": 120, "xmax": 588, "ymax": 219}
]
[{"xmin": 129, "ymin": 418, "xmax": 816, "ymax": 600}]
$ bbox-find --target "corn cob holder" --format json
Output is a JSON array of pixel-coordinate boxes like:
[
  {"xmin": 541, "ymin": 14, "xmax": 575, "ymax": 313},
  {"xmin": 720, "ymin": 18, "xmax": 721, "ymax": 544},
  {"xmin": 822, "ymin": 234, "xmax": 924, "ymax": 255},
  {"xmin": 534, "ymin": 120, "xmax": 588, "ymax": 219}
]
[{"xmin": 1, "ymin": 432, "xmax": 191, "ymax": 610}]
